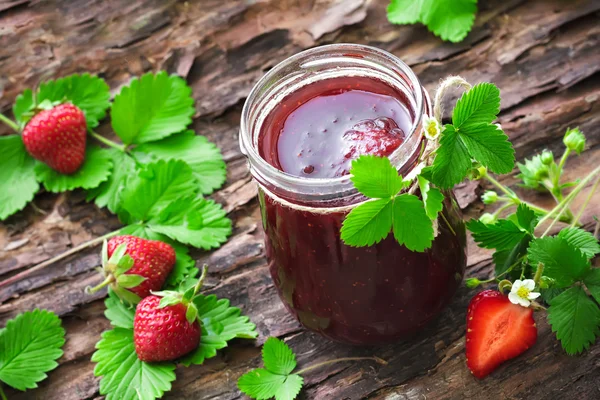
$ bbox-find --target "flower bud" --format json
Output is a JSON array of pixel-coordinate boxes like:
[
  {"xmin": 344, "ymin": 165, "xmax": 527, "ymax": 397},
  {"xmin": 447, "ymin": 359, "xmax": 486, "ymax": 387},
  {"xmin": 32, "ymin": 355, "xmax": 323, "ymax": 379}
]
[
  {"xmin": 465, "ymin": 278, "xmax": 481, "ymax": 289},
  {"xmin": 481, "ymin": 191, "xmax": 499, "ymax": 205},
  {"xmin": 540, "ymin": 150, "xmax": 554, "ymax": 165},
  {"xmin": 479, "ymin": 213, "xmax": 496, "ymax": 225},
  {"xmin": 563, "ymin": 128, "xmax": 586, "ymax": 154}
]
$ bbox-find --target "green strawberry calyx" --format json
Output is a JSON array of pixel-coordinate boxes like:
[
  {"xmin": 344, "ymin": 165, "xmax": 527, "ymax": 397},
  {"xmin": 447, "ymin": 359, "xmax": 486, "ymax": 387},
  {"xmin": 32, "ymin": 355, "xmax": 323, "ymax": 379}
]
[
  {"xmin": 85, "ymin": 241, "xmax": 145, "ymax": 304},
  {"xmin": 152, "ymin": 265, "xmax": 208, "ymax": 324}
]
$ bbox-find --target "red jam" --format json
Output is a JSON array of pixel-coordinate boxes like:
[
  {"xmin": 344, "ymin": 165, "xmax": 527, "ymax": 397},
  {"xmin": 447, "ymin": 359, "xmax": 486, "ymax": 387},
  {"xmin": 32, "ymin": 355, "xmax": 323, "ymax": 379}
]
[
  {"xmin": 259, "ymin": 76, "xmax": 411, "ymax": 178},
  {"xmin": 258, "ymin": 76, "xmax": 466, "ymax": 345}
]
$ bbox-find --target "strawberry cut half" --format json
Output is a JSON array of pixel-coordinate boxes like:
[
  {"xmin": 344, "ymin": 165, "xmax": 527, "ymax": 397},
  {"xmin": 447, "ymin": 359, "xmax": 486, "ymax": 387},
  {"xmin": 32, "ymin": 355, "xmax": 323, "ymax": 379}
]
[{"xmin": 466, "ymin": 290, "xmax": 537, "ymax": 379}]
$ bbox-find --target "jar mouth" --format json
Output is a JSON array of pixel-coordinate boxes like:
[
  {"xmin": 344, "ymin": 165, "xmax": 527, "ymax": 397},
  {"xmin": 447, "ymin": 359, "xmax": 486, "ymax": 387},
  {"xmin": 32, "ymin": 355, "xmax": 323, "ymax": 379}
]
[{"xmin": 240, "ymin": 43, "xmax": 428, "ymax": 201}]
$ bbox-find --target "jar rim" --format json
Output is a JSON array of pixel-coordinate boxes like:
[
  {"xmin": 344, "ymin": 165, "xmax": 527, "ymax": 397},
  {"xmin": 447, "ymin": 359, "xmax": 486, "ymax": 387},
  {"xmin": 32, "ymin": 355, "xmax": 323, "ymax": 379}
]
[{"xmin": 240, "ymin": 43, "xmax": 427, "ymax": 199}]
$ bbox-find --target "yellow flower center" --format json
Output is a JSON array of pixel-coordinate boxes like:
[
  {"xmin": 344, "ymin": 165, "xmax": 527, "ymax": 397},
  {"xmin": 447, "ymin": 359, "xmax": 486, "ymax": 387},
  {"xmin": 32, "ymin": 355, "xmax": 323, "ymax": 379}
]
[{"xmin": 517, "ymin": 286, "xmax": 530, "ymax": 299}]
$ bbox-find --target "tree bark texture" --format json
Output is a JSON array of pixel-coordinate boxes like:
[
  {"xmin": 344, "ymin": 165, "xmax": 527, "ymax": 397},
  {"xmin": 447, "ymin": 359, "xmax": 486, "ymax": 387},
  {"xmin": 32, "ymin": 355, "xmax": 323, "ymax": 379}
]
[{"xmin": 1, "ymin": 0, "xmax": 600, "ymax": 399}]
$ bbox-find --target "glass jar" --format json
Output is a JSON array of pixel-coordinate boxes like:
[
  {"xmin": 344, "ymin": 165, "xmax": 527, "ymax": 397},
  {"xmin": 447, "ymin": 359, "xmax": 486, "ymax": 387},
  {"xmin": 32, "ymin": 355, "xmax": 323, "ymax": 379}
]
[{"xmin": 240, "ymin": 44, "xmax": 466, "ymax": 345}]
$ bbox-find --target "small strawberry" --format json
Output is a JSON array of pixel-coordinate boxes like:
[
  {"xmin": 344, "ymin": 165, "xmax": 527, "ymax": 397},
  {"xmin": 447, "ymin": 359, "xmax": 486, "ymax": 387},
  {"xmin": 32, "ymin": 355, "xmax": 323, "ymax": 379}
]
[
  {"xmin": 133, "ymin": 266, "xmax": 207, "ymax": 362},
  {"xmin": 22, "ymin": 103, "xmax": 87, "ymax": 174},
  {"xmin": 466, "ymin": 290, "xmax": 538, "ymax": 379},
  {"xmin": 87, "ymin": 235, "xmax": 176, "ymax": 303}
]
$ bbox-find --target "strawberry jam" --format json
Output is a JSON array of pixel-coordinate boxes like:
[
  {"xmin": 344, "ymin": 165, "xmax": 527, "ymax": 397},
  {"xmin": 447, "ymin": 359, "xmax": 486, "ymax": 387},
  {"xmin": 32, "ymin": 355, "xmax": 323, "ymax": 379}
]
[
  {"xmin": 259, "ymin": 77, "xmax": 411, "ymax": 178},
  {"xmin": 242, "ymin": 45, "xmax": 467, "ymax": 345}
]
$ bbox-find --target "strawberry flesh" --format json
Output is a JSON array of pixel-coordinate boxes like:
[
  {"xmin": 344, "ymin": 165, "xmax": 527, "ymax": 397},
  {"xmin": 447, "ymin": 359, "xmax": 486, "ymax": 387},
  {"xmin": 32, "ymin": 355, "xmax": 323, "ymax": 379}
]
[
  {"xmin": 22, "ymin": 103, "xmax": 87, "ymax": 174},
  {"xmin": 107, "ymin": 235, "xmax": 176, "ymax": 298},
  {"xmin": 466, "ymin": 290, "xmax": 537, "ymax": 379},
  {"xmin": 134, "ymin": 295, "xmax": 201, "ymax": 362},
  {"xmin": 342, "ymin": 117, "xmax": 405, "ymax": 162}
]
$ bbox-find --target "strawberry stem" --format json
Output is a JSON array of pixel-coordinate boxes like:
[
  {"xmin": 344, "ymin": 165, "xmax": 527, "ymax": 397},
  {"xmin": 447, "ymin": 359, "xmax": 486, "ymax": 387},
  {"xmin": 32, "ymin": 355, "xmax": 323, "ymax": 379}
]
[
  {"xmin": 0, "ymin": 113, "xmax": 20, "ymax": 133},
  {"xmin": 88, "ymin": 129, "xmax": 126, "ymax": 152},
  {"xmin": 295, "ymin": 356, "xmax": 387, "ymax": 375},
  {"xmin": 192, "ymin": 265, "xmax": 209, "ymax": 298},
  {"xmin": 0, "ymin": 383, "xmax": 7, "ymax": 400},
  {"xmin": 86, "ymin": 275, "xmax": 115, "ymax": 294},
  {"xmin": 0, "ymin": 230, "xmax": 120, "ymax": 289}
]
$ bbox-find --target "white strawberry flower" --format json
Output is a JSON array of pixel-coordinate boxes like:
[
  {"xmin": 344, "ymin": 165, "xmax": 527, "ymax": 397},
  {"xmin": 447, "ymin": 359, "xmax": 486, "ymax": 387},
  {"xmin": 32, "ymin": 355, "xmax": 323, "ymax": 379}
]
[
  {"xmin": 423, "ymin": 115, "xmax": 441, "ymax": 140},
  {"xmin": 508, "ymin": 279, "xmax": 541, "ymax": 308}
]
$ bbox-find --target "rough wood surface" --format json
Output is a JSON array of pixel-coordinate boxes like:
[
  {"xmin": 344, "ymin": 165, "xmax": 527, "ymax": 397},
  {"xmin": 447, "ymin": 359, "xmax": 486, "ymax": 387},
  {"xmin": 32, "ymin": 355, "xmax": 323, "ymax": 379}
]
[{"xmin": 1, "ymin": 0, "xmax": 600, "ymax": 399}]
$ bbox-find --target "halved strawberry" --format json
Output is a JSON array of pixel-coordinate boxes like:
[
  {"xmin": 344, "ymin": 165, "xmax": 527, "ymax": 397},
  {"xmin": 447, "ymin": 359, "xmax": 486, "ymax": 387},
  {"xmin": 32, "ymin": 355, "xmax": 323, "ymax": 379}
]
[{"xmin": 466, "ymin": 290, "xmax": 537, "ymax": 379}]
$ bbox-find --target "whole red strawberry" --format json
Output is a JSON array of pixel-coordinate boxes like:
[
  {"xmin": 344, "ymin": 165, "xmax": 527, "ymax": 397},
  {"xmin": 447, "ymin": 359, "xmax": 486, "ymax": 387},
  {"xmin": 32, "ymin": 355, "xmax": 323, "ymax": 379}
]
[
  {"xmin": 22, "ymin": 103, "xmax": 87, "ymax": 174},
  {"xmin": 134, "ymin": 295, "xmax": 201, "ymax": 362},
  {"xmin": 133, "ymin": 266, "xmax": 208, "ymax": 362},
  {"xmin": 466, "ymin": 290, "xmax": 537, "ymax": 379},
  {"xmin": 87, "ymin": 235, "xmax": 176, "ymax": 304}
]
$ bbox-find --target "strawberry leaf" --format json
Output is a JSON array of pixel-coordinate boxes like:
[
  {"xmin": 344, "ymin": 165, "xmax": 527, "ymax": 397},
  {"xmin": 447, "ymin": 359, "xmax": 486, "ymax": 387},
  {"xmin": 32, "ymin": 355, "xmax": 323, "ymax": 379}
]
[
  {"xmin": 548, "ymin": 286, "xmax": 600, "ymax": 355},
  {"xmin": 147, "ymin": 196, "xmax": 232, "ymax": 251},
  {"xmin": 111, "ymin": 71, "xmax": 194, "ymax": 145},
  {"xmin": 0, "ymin": 310, "xmax": 65, "ymax": 391},
  {"xmin": 35, "ymin": 146, "xmax": 113, "ymax": 192},
  {"xmin": 104, "ymin": 289, "xmax": 135, "ymax": 329},
  {"xmin": 118, "ymin": 160, "xmax": 231, "ymax": 250},
  {"xmin": 13, "ymin": 74, "xmax": 111, "ymax": 128},
  {"xmin": 119, "ymin": 159, "xmax": 197, "ymax": 224},
  {"xmin": 0, "ymin": 135, "xmax": 39, "ymax": 220},
  {"xmin": 262, "ymin": 337, "xmax": 296, "ymax": 375},
  {"xmin": 92, "ymin": 328, "xmax": 176, "ymax": 400},
  {"xmin": 178, "ymin": 294, "xmax": 258, "ymax": 366},
  {"xmin": 133, "ymin": 130, "xmax": 227, "ymax": 195},
  {"xmin": 86, "ymin": 148, "xmax": 137, "ymax": 213}
]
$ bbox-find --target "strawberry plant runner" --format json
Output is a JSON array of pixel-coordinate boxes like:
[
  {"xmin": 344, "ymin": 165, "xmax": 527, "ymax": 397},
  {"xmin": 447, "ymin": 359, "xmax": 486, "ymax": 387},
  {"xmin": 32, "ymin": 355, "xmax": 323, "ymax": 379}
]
[{"xmin": 1, "ymin": 0, "xmax": 599, "ymax": 399}]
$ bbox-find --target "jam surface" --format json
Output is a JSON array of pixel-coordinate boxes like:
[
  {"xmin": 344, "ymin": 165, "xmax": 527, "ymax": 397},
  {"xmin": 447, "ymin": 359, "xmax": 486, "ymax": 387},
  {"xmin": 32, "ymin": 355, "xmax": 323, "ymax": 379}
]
[
  {"xmin": 259, "ymin": 76, "xmax": 412, "ymax": 178},
  {"xmin": 257, "ymin": 76, "xmax": 466, "ymax": 344}
]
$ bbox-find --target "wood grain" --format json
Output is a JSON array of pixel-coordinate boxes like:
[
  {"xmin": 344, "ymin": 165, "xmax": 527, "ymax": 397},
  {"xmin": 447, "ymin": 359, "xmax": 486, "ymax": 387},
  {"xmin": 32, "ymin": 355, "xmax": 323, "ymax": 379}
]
[{"xmin": 1, "ymin": 0, "xmax": 599, "ymax": 398}]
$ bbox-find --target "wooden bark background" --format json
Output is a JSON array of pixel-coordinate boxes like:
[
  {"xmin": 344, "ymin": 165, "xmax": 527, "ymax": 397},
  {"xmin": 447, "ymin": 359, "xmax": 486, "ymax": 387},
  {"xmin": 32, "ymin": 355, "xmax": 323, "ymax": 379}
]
[{"xmin": 1, "ymin": 0, "xmax": 600, "ymax": 398}]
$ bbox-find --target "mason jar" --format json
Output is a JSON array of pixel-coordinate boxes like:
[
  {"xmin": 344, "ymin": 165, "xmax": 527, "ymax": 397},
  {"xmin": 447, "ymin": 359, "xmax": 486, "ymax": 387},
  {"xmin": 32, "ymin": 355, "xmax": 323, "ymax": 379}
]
[{"xmin": 240, "ymin": 44, "xmax": 466, "ymax": 345}]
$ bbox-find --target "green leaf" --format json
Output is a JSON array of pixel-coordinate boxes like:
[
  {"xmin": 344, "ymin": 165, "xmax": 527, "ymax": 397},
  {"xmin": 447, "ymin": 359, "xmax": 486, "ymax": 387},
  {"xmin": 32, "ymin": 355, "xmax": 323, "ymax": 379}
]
[
  {"xmin": 92, "ymin": 328, "xmax": 176, "ymax": 400},
  {"xmin": 0, "ymin": 310, "xmax": 65, "ymax": 391},
  {"xmin": 13, "ymin": 89, "xmax": 34, "ymax": 127},
  {"xmin": 13, "ymin": 74, "xmax": 110, "ymax": 128},
  {"xmin": 429, "ymin": 125, "xmax": 471, "ymax": 189},
  {"xmin": 179, "ymin": 294, "xmax": 258, "ymax": 366},
  {"xmin": 86, "ymin": 149, "xmax": 137, "ymax": 213},
  {"xmin": 262, "ymin": 337, "xmax": 296, "ymax": 375},
  {"xmin": 340, "ymin": 199, "xmax": 393, "ymax": 247},
  {"xmin": 35, "ymin": 146, "xmax": 113, "ymax": 192},
  {"xmin": 418, "ymin": 176, "xmax": 444, "ymax": 220},
  {"xmin": 133, "ymin": 130, "xmax": 227, "ymax": 195},
  {"xmin": 583, "ymin": 269, "xmax": 600, "ymax": 304},
  {"xmin": 238, "ymin": 369, "xmax": 286, "ymax": 400},
  {"xmin": 147, "ymin": 195, "xmax": 232, "ymax": 250},
  {"xmin": 276, "ymin": 375, "xmax": 303, "ymax": 400},
  {"xmin": 111, "ymin": 71, "xmax": 195, "ymax": 145},
  {"xmin": 120, "ymin": 159, "xmax": 197, "ymax": 223},
  {"xmin": 457, "ymin": 123, "xmax": 515, "ymax": 174},
  {"xmin": 104, "ymin": 289, "xmax": 135, "ymax": 329},
  {"xmin": 349, "ymin": 155, "xmax": 406, "ymax": 198},
  {"xmin": 548, "ymin": 286, "xmax": 600, "ymax": 355},
  {"xmin": 117, "ymin": 226, "xmax": 196, "ymax": 288},
  {"xmin": 392, "ymin": 194, "xmax": 434, "ymax": 252},
  {"xmin": 492, "ymin": 235, "xmax": 530, "ymax": 277},
  {"xmin": 36, "ymin": 74, "xmax": 111, "ymax": 128},
  {"xmin": 467, "ymin": 219, "xmax": 527, "ymax": 251},
  {"xmin": 0, "ymin": 135, "xmax": 39, "ymax": 220},
  {"xmin": 558, "ymin": 227, "xmax": 600, "ymax": 260},
  {"xmin": 452, "ymin": 83, "xmax": 500, "ymax": 128},
  {"xmin": 541, "ymin": 287, "xmax": 566, "ymax": 304},
  {"xmin": 528, "ymin": 236, "xmax": 591, "ymax": 288},
  {"xmin": 516, "ymin": 203, "xmax": 537, "ymax": 234},
  {"xmin": 387, "ymin": 0, "xmax": 477, "ymax": 43},
  {"xmin": 117, "ymin": 274, "xmax": 146, "ymax": 288}
]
